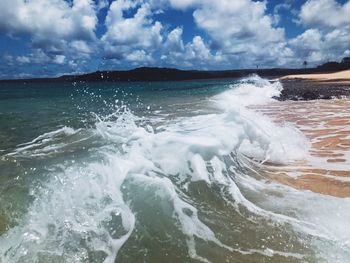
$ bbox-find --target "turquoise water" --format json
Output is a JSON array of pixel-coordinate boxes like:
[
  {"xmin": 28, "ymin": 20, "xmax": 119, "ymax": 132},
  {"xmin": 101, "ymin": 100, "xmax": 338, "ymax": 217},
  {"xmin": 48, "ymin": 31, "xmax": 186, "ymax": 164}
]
[
  {"xmin": 0, "ymin": 80, "xmax": 226, "ymax": 150},
  {"xmin": 0, "ymin": 78, "xmax": 349, "ymax": 262}
]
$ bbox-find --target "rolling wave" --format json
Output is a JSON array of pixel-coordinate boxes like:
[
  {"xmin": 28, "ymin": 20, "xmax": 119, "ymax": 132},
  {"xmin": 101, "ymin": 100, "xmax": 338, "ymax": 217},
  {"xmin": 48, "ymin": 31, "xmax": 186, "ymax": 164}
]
[{"xmin": 1, "ymin": 76, "xmax": 349, "ymax": 263}]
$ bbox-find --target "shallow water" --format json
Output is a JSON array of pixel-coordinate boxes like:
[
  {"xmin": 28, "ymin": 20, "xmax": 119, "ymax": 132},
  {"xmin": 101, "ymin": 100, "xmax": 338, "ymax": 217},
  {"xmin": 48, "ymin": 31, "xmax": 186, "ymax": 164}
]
[
  {"xmin": 0, "ymin": 77, "xmax": 349, "ymax": 263},
  {"xmin": 252, "ymin": 99, "xmax": 350, "ymax": 197}
]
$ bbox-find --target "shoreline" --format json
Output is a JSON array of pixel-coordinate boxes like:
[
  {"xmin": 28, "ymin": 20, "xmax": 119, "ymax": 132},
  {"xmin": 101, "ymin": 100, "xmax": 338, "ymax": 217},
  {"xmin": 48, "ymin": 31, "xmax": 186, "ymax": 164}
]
[
  {"xmin": 255, "ymin": 98, "xmax": 350, "ymax": 198},
  {"xmin": 281, "ymin": 69, "xmax": 350, "ymax": 81},
  {"xmin": 278, "ymin": 70, "xmax": 350, "ymax": 101},
  {"xmin": 259, "ymin": 70, "xmax": 350, "ymax": 197}
]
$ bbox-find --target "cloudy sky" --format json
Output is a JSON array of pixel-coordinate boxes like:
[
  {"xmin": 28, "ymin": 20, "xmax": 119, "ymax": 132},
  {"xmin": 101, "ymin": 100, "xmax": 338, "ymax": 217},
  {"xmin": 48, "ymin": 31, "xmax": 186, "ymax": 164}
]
[{"xmin": 0, "ymin": 0, "xmax": 350, "ymax": 79}]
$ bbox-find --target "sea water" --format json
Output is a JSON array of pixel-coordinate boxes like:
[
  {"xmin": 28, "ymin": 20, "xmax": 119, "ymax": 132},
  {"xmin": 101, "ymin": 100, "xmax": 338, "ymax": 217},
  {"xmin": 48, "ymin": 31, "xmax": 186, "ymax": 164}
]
[{"xmin": 0, "ymin": 77, "xmax": 349, "ymax": 262}]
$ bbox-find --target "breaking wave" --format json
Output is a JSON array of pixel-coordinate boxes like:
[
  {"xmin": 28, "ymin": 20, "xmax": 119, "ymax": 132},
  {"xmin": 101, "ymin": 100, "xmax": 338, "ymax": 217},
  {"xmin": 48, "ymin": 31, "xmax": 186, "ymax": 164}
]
[{"xmin": 1, "ymin": 76, "xmax": 349, "ymax": 263}]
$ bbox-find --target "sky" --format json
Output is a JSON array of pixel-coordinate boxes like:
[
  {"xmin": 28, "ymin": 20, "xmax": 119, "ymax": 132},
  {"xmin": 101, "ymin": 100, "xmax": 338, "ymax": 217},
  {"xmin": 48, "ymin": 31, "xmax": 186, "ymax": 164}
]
[{"xmin": 0, "ymin": 0, "xmax": 350, "ymax": 79}]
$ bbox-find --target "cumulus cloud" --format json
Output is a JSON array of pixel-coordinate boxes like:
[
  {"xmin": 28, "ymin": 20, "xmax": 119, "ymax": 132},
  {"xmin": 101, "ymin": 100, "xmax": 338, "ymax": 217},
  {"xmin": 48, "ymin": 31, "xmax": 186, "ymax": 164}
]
[
  {"xmin": 290, "ymin": 29, "xmax": 323, "ymax": 53},
  {"xmin": 101, "ymin": 0, "xmax": 163, "ymax": 61},
  {"xmin": 161, "ymin": 0, "xmax": 349, "ymax": 67},
  {"xmin": 162, "ymin": 0, "xmax": 290, "ymax": 67},
  {"xmin": 70, "ymin": 40, "xmax": 93, "ymax": 56},
  {"xmin": 161, "ymin": 27, "xmax": 185, "ymax": 64},
  {"xmin": 0, "ymin": 0, "xmax": 98, "ymax": 75},
  {"xmin": 168, "ymin": 0, "xmax": 197, "ymax": 10},
  {"xmin": 13, "ymin": 50, "xmax": 66, "ymax": 65},
  {"xmin": 0, "ymin": 0, "xmax": 97, "ymax": 42},
  {"xmin": 164, "ymin": 27, "xmax": 185, "ymax": 54},
  {"xmin": 1, "ymin": 0, "xmax": 350, "ymax": 78},
  {"xmin": 184, "ymin": 36, "xmax": 225, "ymax": 66},
  {"xmin": 99, "ymin": 0, "xmax": 295, "ymax": 68},
  {"xmin": 161, "ymin": 27, "xmax": 225, "ymax": 68},
  {"xmin": 16, "ymin": 56, "xmax": 31, "ymax": 64},
  {"xmin": 194, "ymin": 1, "xmax": 283, "ymax": 42},
  {"xmin": 299, "ymin": 0, "xmax": 350, "ymax": 28},
  {"xmin": 289, "ymin": 29, "xmax": 325, "ymax": 64},
  {"xmin": 289, "ymin": 28, "xmax": 350, "ymax": 65},
  {"xmin": 289, "ymin": 0, "xmax": 350, "ymax": 65},
  {"xmin": 126, "ymin": 50, "xmax": 154, "ymax": 64},
  {"xmin": 97, "ymin": 0, "xmax": 110, "ymax": 10}
]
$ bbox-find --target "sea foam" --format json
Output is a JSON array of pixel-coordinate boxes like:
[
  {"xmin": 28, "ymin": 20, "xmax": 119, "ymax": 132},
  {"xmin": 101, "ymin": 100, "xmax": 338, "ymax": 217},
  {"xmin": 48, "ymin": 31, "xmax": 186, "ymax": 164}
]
[{"xmin": 1, "ymin": 76, "xmax": 347, "ymax": 263}]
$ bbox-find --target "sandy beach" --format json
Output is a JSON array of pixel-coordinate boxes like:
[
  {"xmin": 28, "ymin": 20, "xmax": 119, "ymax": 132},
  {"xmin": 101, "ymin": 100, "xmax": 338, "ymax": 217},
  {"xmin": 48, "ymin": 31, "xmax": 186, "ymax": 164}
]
[{"xmin": 281, "ymin": 69, "xmax": 350, "ymax": 82}]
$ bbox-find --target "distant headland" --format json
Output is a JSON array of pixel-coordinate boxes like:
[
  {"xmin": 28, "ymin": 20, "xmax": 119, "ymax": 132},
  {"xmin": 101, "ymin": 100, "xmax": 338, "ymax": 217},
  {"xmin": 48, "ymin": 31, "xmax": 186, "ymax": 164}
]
[{"xmin": 1, "ymin": 57, "xmax": 350, "ymax": 83}]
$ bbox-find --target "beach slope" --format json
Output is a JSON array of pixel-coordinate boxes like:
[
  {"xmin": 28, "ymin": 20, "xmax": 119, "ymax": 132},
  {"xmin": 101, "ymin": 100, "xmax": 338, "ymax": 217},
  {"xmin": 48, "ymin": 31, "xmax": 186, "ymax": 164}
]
[
  {"xmin": 281, "ymin": 69, "xmax": 350, "ymax": 82},
  {"xmin": 279, "ymin": 70, "xmax": 350, "ymax": 101}
]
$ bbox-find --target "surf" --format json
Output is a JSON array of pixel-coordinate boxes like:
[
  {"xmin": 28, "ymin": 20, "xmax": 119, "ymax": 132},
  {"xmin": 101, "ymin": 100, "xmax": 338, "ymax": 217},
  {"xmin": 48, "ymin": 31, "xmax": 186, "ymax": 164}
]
[{"xmin": 1, "ymin": 76, "xmax": 349, "ymax": 263}]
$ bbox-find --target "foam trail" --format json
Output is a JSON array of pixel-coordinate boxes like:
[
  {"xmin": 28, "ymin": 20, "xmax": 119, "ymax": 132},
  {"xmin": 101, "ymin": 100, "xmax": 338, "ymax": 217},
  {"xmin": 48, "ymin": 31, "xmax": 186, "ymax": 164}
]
[
  {"xmin": 2, "ymin": 76, "xmax": 347, "ymax": 262},
  {"xmin": 6, "ymin": 126, "xmax": 82, "ymax": 157},
  {"xmin": 0, "ymin": 157, "xmax": 136, "ymax": 263},
  {"xmin": 129, "ymin": 174, "xmax": 232, "ymax": 262}
]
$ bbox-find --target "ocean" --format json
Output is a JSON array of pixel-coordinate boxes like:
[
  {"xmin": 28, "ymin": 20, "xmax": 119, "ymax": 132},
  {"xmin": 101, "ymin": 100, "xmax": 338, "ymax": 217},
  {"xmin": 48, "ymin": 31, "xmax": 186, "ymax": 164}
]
[{"xmin": 0, "ymin": 76, "xmax": 349, "ymax": 262}]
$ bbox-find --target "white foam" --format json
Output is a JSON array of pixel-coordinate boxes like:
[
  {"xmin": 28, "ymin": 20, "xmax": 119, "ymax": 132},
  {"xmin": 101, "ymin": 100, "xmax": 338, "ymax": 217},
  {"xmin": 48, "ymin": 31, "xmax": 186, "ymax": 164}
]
[
  {"xmin": 213, "ymin": 75, "xmax": 282, "ymax": 108},
  {"xmin": 2, "ymin": 76, "xmax": 342, "ymax": 262},
  {"xmin": 7, "ymin": 126, "xmax": 81, "ymax": 157}
]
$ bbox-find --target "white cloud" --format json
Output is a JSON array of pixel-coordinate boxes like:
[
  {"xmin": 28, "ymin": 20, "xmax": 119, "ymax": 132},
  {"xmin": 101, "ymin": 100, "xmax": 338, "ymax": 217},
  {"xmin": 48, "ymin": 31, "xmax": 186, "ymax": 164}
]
[
  {"xmin": 0, "ymin": 0, "xmax": 97, "ymax": 41},
  {"xmin": 7, "ymin": 50, "xmax": 67, "ymax": 66},
  {"xmin": 156, "ymin": 0, "xmax": 289, "ymax": 67},
  {"xmin": 68, "ymin": 60, "xmax": 78, "ymax": 69},
  {"xmin": 102, "ymin": 0, "xmax": 163, "ymax": 60},
  {"xmin": 16, "ymin": 56, "xmax": 31, "ymax": 64},
  {"xmin": 53, "ymin": 55, "xmax": 66, "ymax": 65},
  {"xmin": 97, "ymin": 0, "xmax": 110, "ymax": 10},
  {"xmin": 193, "ymin": 1, "xmax": 284, "ymax": 50},
  {"xmin": 162, "ymin": 27, "xmax": 225, "ymax": 68},
  {"xmin": 289, "ymin": 28, "xmax": 350, "ymax": 65},
  {"xmin": 300, "ymin": 0, "xmax": 350, "ymax": 28},
  {"xmin": 162, "ymin": 0, "xmax": 349, "ymax": 67},
  {"xmin": 272, "ymin": 3, "xmax": 292, "ymax": 25},
  {"xmin": 289, "ymin": 0, "xmax": 350, "ymax": 65},
  {"xmin": 289, "ymin": 30, "xmax": 325, "ymax": 65},
  {"xmin": 168, "ymin": 0, "xmax": 197, "ymax": 10},
  {"xmin": 185, "ymin": 36, "xmax": 221, "ymax": 64},
  {"xmin": 70, "ymin": 40, "xmax": 93, "ymax": 54},
  {"xmin": 164, "ymin": 27, "xmax": 185, "ymax": 53},
  {"xmin": 126, "ymin": 49, "xmax": 154, "ymax": 63},
  {"xmin": 0, "ymin": 0, "xmax": 98, "ymax": 71},
  {"xmin": 289, "ymin": 29, "xmax": 323, "ymax": 53},
  {"xmin": 2, "ymin": 0, "xmax": 350, "ymax": 77},
  {"xmin": 101, "ymin": 0, "xmax": 293, "ymax": 68}
]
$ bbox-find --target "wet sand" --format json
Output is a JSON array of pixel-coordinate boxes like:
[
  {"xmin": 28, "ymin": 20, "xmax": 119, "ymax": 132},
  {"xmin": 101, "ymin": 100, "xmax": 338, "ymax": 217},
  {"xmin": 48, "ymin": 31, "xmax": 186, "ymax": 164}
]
[{"xmin": 254, "ymin": 98, "xmax": 350, "ymax": 197}]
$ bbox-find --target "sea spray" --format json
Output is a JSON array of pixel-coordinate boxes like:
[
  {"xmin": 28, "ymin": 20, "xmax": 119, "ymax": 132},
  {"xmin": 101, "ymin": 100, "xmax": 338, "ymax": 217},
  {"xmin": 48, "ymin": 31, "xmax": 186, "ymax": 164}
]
[{"xmin": 1, "ymin": 76, "xmax": 349, "ymax": 262}]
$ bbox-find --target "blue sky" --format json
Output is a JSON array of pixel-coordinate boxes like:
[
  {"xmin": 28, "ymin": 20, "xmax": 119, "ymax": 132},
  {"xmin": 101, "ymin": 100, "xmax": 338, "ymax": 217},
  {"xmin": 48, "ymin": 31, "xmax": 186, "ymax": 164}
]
[{"xmin": 0, "ymin": 0, "xmax": 350, "ymax": 79}]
